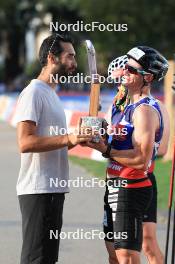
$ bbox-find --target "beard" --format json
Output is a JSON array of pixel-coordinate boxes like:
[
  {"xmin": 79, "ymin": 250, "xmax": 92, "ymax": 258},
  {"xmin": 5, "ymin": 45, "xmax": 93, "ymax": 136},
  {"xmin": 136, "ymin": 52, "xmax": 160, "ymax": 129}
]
[{"xmin": 53, "ymin": 62, "xmax": 76, "ymax": 79}]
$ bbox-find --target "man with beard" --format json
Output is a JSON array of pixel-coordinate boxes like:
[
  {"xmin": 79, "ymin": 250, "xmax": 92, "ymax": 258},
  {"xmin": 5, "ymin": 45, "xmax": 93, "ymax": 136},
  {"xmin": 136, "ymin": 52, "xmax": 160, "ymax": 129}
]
[{"xmin": 15, "ymin": 33, "xmax": 93, "ymax": 264}]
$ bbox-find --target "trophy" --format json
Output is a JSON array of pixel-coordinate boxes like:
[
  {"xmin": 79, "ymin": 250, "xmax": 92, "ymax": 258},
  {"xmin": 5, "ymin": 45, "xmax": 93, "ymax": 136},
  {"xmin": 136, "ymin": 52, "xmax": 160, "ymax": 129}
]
[{"xmin": 80, "ymin": 40, "xmax": 106, "ymax": 142}]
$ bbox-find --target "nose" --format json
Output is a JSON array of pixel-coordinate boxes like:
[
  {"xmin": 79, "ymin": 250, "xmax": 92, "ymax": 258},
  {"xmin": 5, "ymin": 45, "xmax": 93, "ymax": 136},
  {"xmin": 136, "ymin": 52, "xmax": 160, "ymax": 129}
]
[
  {"xmin": 74, "ymin": 60, "xmax": 77, "ymax": 69},
  {"xmin": 72, "ymin": 58, "xmax": 77, "ymax": 69}
]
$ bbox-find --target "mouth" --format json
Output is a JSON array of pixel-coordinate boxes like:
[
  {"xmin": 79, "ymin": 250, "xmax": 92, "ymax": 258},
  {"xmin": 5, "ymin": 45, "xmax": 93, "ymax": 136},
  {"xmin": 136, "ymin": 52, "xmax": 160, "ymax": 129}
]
[{"xmin": 68, "ymin": 67, "xmax": 76, "ymax": 74}]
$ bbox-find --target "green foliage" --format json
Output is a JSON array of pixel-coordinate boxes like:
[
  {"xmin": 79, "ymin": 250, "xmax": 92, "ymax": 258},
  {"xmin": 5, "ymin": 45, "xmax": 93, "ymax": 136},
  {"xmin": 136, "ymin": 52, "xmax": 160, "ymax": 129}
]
[
  {"xmin": 70, "ymin": 0, "xmax": 175, "ymax": 61},
  {"xmin": 0, "ymin": 0, "xmax": 174, "ymax": 79},
  {"xmin": 42, "ymin": 0, "xmax": 79, "ymax": 10},
  {"xmin": 0, "ymin": 64, "xmax": 5, "ymax": 81},
  {"xmin": 69, "ymin": 156, "xmax": 107, "ymax": 178},
  {"xmin": 154, "ymin": 157, "xmax": 173, "ymax": 209},
  {"xmin": 25, "ymin": 60, "xmax": 41, "ymax": 79}
]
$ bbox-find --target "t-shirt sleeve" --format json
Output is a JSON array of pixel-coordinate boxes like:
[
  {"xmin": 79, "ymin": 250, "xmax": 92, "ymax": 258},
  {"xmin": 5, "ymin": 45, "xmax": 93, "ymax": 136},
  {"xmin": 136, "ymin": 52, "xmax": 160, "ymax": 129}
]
[{"xmin": 14, "ymin": 88, "xmax": 42, "ymax": 126}]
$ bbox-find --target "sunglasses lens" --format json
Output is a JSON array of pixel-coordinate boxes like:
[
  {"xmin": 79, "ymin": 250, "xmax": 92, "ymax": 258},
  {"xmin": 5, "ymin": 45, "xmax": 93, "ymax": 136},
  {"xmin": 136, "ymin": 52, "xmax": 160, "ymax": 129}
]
[{"xmin": 125, "ymin": 65, "xmax": 138, "ymax": 74}]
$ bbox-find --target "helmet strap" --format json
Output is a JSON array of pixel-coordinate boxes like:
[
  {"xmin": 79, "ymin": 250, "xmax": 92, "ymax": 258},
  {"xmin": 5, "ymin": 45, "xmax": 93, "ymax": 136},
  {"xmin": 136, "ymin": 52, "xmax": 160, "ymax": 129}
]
[{"xmin": 140, "ymin": 77, "xmax": 149, "ymax": 96}]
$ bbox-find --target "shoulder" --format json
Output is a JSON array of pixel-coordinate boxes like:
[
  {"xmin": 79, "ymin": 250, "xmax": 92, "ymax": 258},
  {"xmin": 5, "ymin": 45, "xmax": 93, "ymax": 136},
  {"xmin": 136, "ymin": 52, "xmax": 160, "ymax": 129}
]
[
  {"xmin": 133, "ymin": 103, "xmax": 159, "ymax": 127},
  {"xmin": 134, "ymin": 103, "xmax": 157, "ymax": 117},
  {"xmin": 19, "ymin": 80, "xmax": 45, "ymax": 100}
]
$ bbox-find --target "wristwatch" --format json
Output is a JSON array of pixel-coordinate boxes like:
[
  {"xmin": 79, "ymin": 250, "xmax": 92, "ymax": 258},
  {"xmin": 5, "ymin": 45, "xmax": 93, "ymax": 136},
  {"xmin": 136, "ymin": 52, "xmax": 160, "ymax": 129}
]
[{"xmin": 102, "ymin": 144, "xmax": 111, "ymax": 158}]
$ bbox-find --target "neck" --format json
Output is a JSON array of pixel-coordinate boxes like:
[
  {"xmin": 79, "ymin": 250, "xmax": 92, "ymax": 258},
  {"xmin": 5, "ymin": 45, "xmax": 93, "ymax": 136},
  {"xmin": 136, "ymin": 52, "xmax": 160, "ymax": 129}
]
[
  {"xmin": 37, "ymin": 67, "xmax": 57, "ymax": 90},
  {"xmin": 129, "ymin": 85, "xmax": 151, "ymax": 104}
]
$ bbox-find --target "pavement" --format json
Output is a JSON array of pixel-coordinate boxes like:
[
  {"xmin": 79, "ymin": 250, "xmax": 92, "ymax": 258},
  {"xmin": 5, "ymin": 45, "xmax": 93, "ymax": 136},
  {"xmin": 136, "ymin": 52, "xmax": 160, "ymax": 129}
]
[{"xmin": 0, "ymin": 122, "xmax": 173, "ymax": 264}]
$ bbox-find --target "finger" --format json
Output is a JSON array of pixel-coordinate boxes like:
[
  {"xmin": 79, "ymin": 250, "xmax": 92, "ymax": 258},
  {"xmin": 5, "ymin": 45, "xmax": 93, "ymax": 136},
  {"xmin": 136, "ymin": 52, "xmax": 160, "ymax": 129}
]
[
  {"xmin": 78, "ymin": 135, "xmax": 93, "ymax": 139},
  {"xmin": 78, "ymin": 139, "xmax": 92, "ymax": 144},
  {"xmin": 80, "ymin": 127, "xmax": 93, "ymax": 133},
  {"xmin": 78, "ymin": 118, "xmax": 82, "ymax": 133},
  {"xmin": 77, "ymin": 132, "xmax": 94, "ymax": 137},
  {"xmin": 78, "ymin": 117, "xmax": 82, "ymax": 126}
]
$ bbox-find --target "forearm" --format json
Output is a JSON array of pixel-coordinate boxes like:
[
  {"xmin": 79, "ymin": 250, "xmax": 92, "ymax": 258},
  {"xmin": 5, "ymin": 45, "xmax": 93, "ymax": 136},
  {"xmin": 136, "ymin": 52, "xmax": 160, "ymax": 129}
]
[
  {"xmin": 19, "ymin": 134, "xmax": 69, "ymax": 153},
  {"xmin": 110, "ymin": 148, "xmax": 146, "ymax": 169},
  {"xmin": 85, "ymin": 141, "xmax": 145, "ymax": 169}
]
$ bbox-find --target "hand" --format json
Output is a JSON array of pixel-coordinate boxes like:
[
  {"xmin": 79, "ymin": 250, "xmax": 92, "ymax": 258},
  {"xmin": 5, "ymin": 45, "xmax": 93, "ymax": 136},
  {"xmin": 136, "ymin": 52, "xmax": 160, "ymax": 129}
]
[
  {"xmin": 67, "ymin": 129, "xmax": 94, "ymax": 146},
  {"xmin": 83, "ymin": 136, "xmax": 107, "ymax": 153}
]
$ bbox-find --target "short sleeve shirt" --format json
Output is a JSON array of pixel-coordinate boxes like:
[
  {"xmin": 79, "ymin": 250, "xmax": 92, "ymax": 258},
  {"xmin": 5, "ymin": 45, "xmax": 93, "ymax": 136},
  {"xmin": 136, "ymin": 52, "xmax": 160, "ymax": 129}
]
[{"xmin": 14, "ymin": 79, "xmax": 69, "ymax": 195}]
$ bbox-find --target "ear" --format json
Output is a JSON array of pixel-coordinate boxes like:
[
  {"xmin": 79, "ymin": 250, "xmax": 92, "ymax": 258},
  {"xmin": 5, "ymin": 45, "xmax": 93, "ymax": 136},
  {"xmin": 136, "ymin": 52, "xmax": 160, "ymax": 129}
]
[
  {"xmin": 47, "ymin": 53, "xmax": 59, "ymax": 64},
  {"xmin": 143, "ymin": 73, "xmax": 154, "ymax": 83}
]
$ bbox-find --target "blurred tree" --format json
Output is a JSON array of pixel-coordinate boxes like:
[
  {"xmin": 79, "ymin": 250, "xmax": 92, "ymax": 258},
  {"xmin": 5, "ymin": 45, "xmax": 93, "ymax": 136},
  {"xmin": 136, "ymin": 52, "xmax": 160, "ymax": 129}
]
[
  {"xmin": 0, "ymin": 0, "xmax": 175, "ymax": 82},
  {"xmin": 68, "ymin": 0, "xmax": 175, "ymax": 73},
  {"xmin": 0, "ymin": 0, "xmax": 38, "ymax": 83},
  {"xmin": 0, "ymin": 0, "xmax": 83, "ymax": 82},
  {"xmin": 41, "ymin": 0, "xmax": 86, "ymax": 73},
  {"xmin": 39, "ymin": 0, "xmax": 175, "ymax": 75}
]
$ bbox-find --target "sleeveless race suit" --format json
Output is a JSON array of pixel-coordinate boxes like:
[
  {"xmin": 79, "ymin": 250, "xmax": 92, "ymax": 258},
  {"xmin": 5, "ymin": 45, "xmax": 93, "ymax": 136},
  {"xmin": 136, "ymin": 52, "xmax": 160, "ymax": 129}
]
[{"xmin": 103, "ymin": 96, "xmax": 163, "ymax": 251}]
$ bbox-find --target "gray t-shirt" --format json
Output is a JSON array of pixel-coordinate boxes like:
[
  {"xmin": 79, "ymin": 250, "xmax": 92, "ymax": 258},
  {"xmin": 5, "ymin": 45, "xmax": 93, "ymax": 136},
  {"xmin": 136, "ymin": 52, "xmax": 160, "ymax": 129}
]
[{"xmin": 14, "ymin": 79, "xmax": 69, "ymax": 195}]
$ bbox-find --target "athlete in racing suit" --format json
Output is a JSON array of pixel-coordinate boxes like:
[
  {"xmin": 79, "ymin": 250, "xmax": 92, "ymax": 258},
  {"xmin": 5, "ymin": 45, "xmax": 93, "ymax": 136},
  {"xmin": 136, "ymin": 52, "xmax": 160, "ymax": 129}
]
[
  {"xmin": 86, "ymin": 46, "xmax": 169, "ymax": 264},
  {"xmin": 105, "ymin": 55, "xmax": 170, "ymax": 264}
]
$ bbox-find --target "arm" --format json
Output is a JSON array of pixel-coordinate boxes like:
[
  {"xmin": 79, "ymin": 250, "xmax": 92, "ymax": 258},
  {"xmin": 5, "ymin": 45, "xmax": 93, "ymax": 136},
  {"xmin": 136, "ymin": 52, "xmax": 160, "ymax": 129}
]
[
  {"xmin": 86, "ymin": 105, "xmax": 159, "ymax": 170},
  {"xmin": 157, "ymin": 100, "xmax": 170, "ymax": 156},
  {"xmin": 110, "ymin": 105, "xmax": 159, "ymax": 169},
  {"xmin": 17, "ymin": 121, "xmax": 93, "ymax": 153}
]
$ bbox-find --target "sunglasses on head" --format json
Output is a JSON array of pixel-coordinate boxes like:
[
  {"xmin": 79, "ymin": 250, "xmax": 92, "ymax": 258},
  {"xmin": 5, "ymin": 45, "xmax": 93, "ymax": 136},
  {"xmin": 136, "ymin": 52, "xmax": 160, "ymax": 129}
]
[
  {"xmin": 125, "ymin": 64, "xmax": 149, "ymax": 75},
  {"xmin": 48, "ymin": 33, "xmax": 65, "ymax": 54}
]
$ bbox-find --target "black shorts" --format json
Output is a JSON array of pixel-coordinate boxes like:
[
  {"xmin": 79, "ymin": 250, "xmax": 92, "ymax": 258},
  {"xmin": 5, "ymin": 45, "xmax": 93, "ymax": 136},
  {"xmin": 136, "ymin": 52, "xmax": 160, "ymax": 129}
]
[
  {"xmin": 18, "ymin": 193, "xmax": 65, "ymax": 264},
  {"xmin": 143, "ymin": 173, "xmax": 157, "ymax": 223},
  {"xmin": 103, "ymin": 177, "xmax": 153, "ymax": 252}
]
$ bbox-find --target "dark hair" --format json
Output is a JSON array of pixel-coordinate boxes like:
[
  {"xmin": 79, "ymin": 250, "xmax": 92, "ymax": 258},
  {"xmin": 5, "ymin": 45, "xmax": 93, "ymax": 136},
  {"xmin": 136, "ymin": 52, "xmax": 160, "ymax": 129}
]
[{"xmin": 38, "ymin": 33, "xmax": 73, "ymax": 67}]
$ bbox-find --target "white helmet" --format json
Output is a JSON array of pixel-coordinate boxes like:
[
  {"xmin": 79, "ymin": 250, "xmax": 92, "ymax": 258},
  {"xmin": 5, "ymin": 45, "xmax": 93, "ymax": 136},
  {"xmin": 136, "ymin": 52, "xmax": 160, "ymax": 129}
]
[{"xmin": 108, "ymin": 55, "xmax": 128, "ymax": 80}]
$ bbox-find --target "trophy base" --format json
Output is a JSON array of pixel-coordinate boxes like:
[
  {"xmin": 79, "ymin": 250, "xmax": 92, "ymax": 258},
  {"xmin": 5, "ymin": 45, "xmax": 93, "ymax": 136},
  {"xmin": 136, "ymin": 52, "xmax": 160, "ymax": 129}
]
[{"xmin": 80, "ymin": 116, "xmax": 106, "ymax": 143}]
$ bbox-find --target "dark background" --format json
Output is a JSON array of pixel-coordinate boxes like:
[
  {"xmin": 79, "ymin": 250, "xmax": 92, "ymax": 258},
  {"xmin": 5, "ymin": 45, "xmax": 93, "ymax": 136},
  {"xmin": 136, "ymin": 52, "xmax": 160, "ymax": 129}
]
[{"xmin": 0, "ymin": 0, "xmax": 174, "ymax": 92}]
